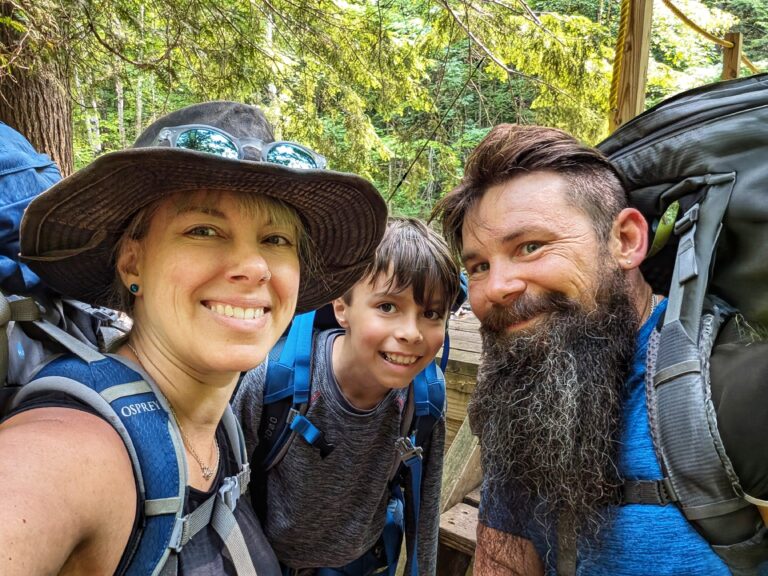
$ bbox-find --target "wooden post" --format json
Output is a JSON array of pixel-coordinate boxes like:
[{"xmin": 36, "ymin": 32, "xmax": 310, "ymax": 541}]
[
  {"xmin": 722, "ymin": 32, "xmax": 743, "ymax": 80},
  {"xmin": 609, "ymin": 0, "xmax": 654, "ymax": 131}
]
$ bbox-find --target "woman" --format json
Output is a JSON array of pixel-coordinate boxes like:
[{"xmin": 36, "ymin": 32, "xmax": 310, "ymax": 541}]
[{"xmin": 0, "ymin": 101, "xmax": 387, "ymax": 575}]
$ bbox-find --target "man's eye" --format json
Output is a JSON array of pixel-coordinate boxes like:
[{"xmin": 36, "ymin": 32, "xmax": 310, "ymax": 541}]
[
  {"xmin": 187, "ymin": 226, "xmax": 218, "ymax": 237},
  {"xmin": 522, "ymin": 242, "xmax": 541, "ymax": 255},
  {"xmin": 467, "ymin": 262, "xmax": 489, "ymax": 276},
  {"xmin": 378, "ymin": 303, "xmax": 396, "ymax": 313}
]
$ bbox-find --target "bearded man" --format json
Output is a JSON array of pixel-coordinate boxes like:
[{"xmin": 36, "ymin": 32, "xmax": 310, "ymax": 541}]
[{"xmin": 432, "ymin": 124, "xmax": 768, "ymax": 576}]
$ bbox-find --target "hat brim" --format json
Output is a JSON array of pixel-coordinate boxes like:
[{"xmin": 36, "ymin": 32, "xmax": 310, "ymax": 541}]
[{"xmin": 20, "ymin": 147, "xmax": 387, "ymax": 312}]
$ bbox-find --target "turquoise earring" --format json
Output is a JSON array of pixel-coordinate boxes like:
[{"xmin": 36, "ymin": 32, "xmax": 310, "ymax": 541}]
[{"xmin": 129, "ymin": 283, "xmax": 140, "ymax": 294}]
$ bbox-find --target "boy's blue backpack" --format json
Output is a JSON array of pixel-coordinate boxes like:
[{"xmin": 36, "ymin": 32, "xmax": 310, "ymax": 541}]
[
  {"xmin": 254, "ymin": 278, "xmax": 467, "ymax": 576},
  {"xmin": 0, "ymin": 123, "xmax": 254, "ymax": 576}
]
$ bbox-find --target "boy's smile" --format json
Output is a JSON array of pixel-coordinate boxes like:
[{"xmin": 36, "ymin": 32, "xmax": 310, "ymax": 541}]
[{"xmin": 331, "ymin": 274, "xmax": 448, "ymax": 410}]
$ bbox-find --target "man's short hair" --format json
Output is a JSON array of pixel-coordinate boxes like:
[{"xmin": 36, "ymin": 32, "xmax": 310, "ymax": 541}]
[
  {"xmin": 432, "ymin": 124, "xmax": 629, "ymax": 256},
  {"xmin": 343, "ymin": 217, "xmax": 461, "ymax": 313}
]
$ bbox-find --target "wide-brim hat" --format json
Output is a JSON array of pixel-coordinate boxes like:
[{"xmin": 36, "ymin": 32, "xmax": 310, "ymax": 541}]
[{"xmin": 19, "ymin": 102, "xmax": 387, "ymax": 312}]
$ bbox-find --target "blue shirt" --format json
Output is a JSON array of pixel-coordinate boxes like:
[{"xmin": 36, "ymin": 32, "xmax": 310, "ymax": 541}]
[{"xmin": 481, "ymin": 300, "xmax": 732, "ymax": 575}]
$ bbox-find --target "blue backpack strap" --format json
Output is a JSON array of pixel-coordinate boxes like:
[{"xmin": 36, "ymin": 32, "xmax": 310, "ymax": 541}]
[
  {"xmin": 14, "ymin": 354, "xmax": 186, "ymax": 576},
  {"xmin": 261, "ymin": 310, "xmax": 334, "ymax": 470},
  {"xmin": 264, "ymin": 311, "xmax": 315, "ymax": 404},
  {"xmin": 383, "ymin": 361, "xmax": 446, "ymax": 576}
]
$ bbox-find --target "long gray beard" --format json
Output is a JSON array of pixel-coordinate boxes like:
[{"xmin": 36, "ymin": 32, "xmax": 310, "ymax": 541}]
[{"xmin": 469, "ymin": 271, "xmax": 639, "ymax": 548}]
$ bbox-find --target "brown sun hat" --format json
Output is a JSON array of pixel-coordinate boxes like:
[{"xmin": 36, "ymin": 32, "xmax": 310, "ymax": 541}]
[{"xmin": 19, "ymin": 101, "xmax": 387, "ymax": 312}]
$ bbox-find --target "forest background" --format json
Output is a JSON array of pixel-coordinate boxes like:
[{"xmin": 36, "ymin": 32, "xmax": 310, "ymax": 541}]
[{"xmin": 1, "ymin": 0, "xmax": 766, "ymax": 218}]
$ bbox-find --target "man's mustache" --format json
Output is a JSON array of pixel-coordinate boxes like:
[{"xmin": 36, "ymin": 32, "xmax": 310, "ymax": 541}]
[{"xmin": 480, "ymin": 291, "xmax": 579, "ymax": 335}]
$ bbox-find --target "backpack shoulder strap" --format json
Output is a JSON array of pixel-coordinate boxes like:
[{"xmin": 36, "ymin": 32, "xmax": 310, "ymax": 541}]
[
  {"xmin": 387, "ymin": 361, "xmax": 446, "ymax": 576},
  {"xmin": 17, "ymin": 354, "xmax": 257, "ymax": 576},
  {"xmin": 14, "ymin": 354, "xmax": 187, "ymax": 576},
  {"xmin": 640, "ymin": 179, "xmax": 768, "ymax": 572},
  {"xmin": 260, "ymin": 311, "xmax": 334, "ymax": 471}
]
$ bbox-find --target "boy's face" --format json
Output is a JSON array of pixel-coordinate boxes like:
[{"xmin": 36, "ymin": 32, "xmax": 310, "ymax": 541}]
[{"xmin": 333, "ymin": 273, "xmax": 448, "ymax": 394}]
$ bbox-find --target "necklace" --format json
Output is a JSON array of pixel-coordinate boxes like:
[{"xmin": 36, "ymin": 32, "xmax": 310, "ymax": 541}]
[
  {"xmin": 646, "ymin": 291, "xmax": 659, "ymax": 322},
  {"xmin": 126, "ymin": 343, "xmax": 220, "ymax": 481}
]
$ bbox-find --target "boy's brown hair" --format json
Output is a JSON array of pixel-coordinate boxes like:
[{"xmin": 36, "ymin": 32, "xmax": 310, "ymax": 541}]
[{"xmin": 343, "ymin": 217, "xmax": 461, "ymax": 314}]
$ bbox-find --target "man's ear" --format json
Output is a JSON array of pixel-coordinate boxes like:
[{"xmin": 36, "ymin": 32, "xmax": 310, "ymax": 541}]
[
  {"xmin": 610, "ymin": 208, "xmax": 649, "ymax": 270},
  {"xmin": 332, "ymin": 297, "xmax": 350, "ymax": 329},
  {"xmin": 116, "ymin": 239, "xmax": 142, "ymax": 289}
]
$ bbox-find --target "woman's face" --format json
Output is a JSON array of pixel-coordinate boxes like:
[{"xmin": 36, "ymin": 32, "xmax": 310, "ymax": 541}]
[{"xmin": 121, "ymin": 191, "xmax": 301, "ymax": 375}]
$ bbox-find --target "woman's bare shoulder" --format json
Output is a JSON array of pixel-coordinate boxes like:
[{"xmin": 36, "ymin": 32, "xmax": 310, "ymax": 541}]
[{"xmin": 0, "ymin": 407, "xmax": 136, "ymax": 575}]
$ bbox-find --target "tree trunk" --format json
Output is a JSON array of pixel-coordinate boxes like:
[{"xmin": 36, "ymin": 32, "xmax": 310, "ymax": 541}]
[
  {"xmin": 0, "ymin": 1, "xmax": 73, "ymax": 175},
  {"xmin": 116, "ymin": 74, "xmax": 126, "ymax": 147},
  {"xmin": 0, "ymin": 65, "xmax": 73, "ymax": 176}
]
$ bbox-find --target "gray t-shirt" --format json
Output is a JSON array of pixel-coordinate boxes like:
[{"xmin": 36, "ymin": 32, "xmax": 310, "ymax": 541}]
[{"xmin": 233, "ymin": 329, "xmax": 445, "ymax": 574}]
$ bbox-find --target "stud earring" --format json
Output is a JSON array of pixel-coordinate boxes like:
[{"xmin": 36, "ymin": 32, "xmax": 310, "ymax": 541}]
[
  {"xmin": 625, "ymin": 259, "xmax": 632, "ymax": 265},
  {"xmin": 129, "ymin": 283, "xmax": 140, "ymax": 294}
]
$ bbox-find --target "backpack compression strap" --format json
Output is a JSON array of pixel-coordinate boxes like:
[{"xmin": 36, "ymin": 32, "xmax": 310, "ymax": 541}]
[{"xmin": 0, "ymin": 292, "xmax": 104, "ymax": 386}]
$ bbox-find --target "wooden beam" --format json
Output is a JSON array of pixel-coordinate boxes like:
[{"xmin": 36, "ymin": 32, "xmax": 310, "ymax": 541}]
[
  {"xmin": 441, "ymin": 415, "xmax": 482, "ymax": 513},
  {"xmin": 722, "ymin": 32, "xmax": 743, "ymax": 80},
  {"xmin": 609, "ymin": 0, "xmax": 654, "ymax": 131}
]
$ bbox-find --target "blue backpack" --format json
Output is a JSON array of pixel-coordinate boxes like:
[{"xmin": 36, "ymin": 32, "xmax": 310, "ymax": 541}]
[
  {"xmin": 253, "ymin": 279, "xmax": 467, "ymax": 576},
  {"xmin": 0, "ymin": 123, "xmax": 254, "ymax": 575}
]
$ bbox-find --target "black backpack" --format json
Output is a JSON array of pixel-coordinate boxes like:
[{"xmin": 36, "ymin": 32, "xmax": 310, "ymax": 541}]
[{"xmin": 598, "ymin": 73, "xmax": 768, "ymax": 575}]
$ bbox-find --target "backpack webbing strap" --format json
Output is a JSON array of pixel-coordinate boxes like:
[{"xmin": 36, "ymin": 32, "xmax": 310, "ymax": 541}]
[
  {"xmin": 166, "ymin": 469, "xmax": 255, "ymax": 575},
  {"xmin": 622, "ymin": 478, "xmax": 678, "ymax": 505},
  {"xmin": 556, "ymin": 513, "xmax": 577, "ymax": 576},
  {"xmin": 399, "ymin": 436, "xmax": 423, "ymax": 576},
  {"xmin": 1, "ymin": 294, "xmax": 40, "ymax": 386}
]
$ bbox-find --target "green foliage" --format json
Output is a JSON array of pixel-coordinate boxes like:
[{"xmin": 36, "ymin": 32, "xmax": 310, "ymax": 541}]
[{"xmin": 4, "ymin": 0, "xmax": 766, "ymax": 218}]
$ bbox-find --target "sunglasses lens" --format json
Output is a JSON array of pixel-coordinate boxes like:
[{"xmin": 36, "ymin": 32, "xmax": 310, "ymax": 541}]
[
  {"xmin": 265, "ymin": 143, "xmax": 319, "ymax": 169},
  {"xmin": 176, "ymin": 128, "xmax": 239, "ymax": 159}
]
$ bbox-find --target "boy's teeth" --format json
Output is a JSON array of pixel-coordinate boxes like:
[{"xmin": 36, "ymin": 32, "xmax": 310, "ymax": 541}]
[
  {"xmin": 210, "ymin": 303, "xmax": 264, "ymax": 319},
  {"xmin": 384, "ymin": 353, "xmax": 418, "ymax": 365}
]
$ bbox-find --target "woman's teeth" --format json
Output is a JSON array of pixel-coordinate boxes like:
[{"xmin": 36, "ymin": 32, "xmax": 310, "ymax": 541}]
[{"xmin": 207, "ymin": 303, "xmax": 265, "ymax": 319}]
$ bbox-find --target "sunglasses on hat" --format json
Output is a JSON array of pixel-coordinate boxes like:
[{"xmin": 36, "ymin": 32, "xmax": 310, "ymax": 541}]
[{"xmin": 153, "ymin": 124, "xmax": 327, "ymax": 170}]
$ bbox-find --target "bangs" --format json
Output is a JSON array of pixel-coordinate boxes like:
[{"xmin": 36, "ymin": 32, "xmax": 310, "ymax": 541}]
[
  {"xmin": 366, "ymin": 218, "xmax": 460, "ymax": 312},
  {"xmin": 171, "ymin": 190, "xmax": 303, "ymax": 234}
]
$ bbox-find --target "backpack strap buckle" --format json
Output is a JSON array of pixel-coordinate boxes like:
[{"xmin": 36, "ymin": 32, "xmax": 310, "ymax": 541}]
[
  {"xmin": 218, "ymin": 475, "xmax": 242, "ymax": 512},
  {"xmin": 168, "ymin": 515, "xmax": 189, "ymax": 552},
  {"xmin": 673, "ymin": 204, "xmax": 700, "ymax": 236},
  {"xmin": 287, "ymin": 408, "xmax": 335, "ymax": 458},
  {"xmin": 394, "ymin": 436, "xmax": 423, "ymax": 465}
]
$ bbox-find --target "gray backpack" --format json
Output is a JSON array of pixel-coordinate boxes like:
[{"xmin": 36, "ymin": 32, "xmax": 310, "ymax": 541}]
[{"xmin": 598, "ymin": 73, "xmax": 768, "ymax": 575}]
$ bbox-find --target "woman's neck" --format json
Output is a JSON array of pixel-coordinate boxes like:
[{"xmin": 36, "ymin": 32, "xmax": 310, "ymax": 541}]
[{"xmin": 119, "ymin": 330, "xmax": 238, "ymax": 438}]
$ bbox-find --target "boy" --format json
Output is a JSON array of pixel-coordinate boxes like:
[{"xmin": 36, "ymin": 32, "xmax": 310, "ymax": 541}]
[{"xmin": 233, "ymin": 217, "xmax": 462, "ymax": 575}]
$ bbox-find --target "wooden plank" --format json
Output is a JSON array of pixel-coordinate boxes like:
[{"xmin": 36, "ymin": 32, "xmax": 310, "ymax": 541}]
[
  {"xmin": 464, "ymin": 487, "xmax": 481, "ymax": 507},
  {"xmin": 722, "ymin": 31, "xmax": 743, "ymax": 80},
  {"xmin": 439, "ymin": 503, "xmax": 479, "ymax": 556},
  {"xmin": 437, "ymin": 350, "xmax": 480, "ymax": 376},
  {"xmin": 441, "ymin": 415, "xmax": 482, "ymax": 512},
  {"xmin": 609, "ymin": 0, "xmax": 654, "ymax": 130}
]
